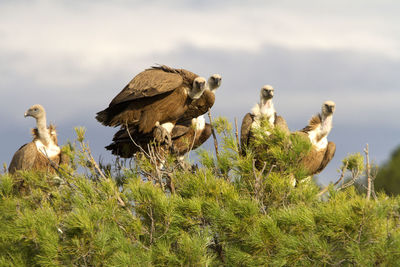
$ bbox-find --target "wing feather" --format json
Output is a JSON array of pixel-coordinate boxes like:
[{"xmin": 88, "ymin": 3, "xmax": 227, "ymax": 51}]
[
  {"xmin": 300, "ymin": 114, "xmax": 322, "ymax": 133},
  {"xmin": 240, "ymin": 113, "xmax": 254, "ymax": 155},
  {"xmin": 274, "ymin": 115, "xmax": 290, "ymax": 134},
  {"xmin": 316, "ymin": 141, "xmax": 336, "ymax": 174},
  {"xmin": 110, "ymin": 68, "xmax": 184, "ymax": 106},
  {"xmin": 8, "ymin": 142, "xmax": 37, "ymax": 174}
]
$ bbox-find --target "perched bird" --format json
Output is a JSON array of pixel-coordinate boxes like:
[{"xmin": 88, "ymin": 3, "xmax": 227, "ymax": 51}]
[
  {"xmin": 96, "ymin": 65, "xmax": 207, "ymax": 142},
  {"xmin": 8, "ymin": 105, "xmax": 67, "ymax": 174},
  {"xmin": 170, "ymin": 115, "xmax": 212, "ymax": 156},
  {"xmin": 105, "ymin": 115, "xmax": 211, "ymax": 158},
  {"xmin": 298, "ymin": 100, "xmax": 336, "ymax": 175},
  {"xmin": 240, "ymin": 85, "xmax": 289, "ymax": 155},
  {"xmin": 177, "ymin": 74, "xmax": 221, "ymax": 123}
]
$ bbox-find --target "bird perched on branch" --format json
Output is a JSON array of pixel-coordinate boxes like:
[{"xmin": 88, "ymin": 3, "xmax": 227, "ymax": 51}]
[
  {"xmin": 240, "ymin": 85, "xmax": 289, "ymax": 155},
  {"xmin": 177, "ymin": 74, "xmax": 221, "ymax": 123},
  {"xmin": 99, "ymin": 65, "xmax": 220, "ymax": 160},
  {"xmin": 8, "ymin": 104, "xmax": 68, "ymax": 174},
  {"xmin": 298, "ymin": 100, "xmax": 336, "ymax": 175},
  {"xmin": 105, "ymin": 115, "xmax": 211, "ymax": 159},
  {"xmin": 96, "ymin": 65, "xmax": 208, "ymax": 145}
]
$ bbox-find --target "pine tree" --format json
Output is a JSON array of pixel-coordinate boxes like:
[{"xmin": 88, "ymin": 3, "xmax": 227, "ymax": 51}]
[{"xmin": 0, "ymin": 120, "xmax": 399, "ymax": 266}]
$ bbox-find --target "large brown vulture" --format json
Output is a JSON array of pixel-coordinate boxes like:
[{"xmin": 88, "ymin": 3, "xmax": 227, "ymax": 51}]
[
  {"xmin": 105, "ymin": 115, "xmax": 211, "ymax": 158},
  {"xmin": 95, "ymin": 65, "xmax": 207, "ymax": 137},
  {"xmin": 8, "ymin": 105, "xmax": 68, "ymax": 174},
  {"xmin": 240, "ymin": 85, "xmax": 289, "ymax": 155},
  {"xmin": 298, "ymin": 100, "xmax": 336, "ymax": 176}
]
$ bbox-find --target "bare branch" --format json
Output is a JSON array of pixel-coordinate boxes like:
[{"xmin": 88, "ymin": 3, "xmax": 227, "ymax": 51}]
[
  {"xmin": 187, "ymin": 127, "xmax": 198, "ymax": 162},
  {"xmin": 80, "ymin": 141, "xmax": 106, "ymax": 179},
  {"xmin": 125, "ymin": 123, "xmax": 151, "ymax": 158},
  {"xmin": 364, "ymin": 143, "xmax": 372, "ymax": 200},
  {"xmin": 318, "ymin": 161, "xmax": 349, "ymax": 197},
  {"xmin": 234, "ymin": 117, "xmax": 240, "ymax": 153},
  {"xmin": 208, "ymin": 109, "xmax": 219, "ymax": 157}
]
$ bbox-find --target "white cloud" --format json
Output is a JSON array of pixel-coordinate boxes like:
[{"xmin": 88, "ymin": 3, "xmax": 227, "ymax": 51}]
[{"xmin": 1, "ymin": 0, "xmax": 400, "ymax": 87}]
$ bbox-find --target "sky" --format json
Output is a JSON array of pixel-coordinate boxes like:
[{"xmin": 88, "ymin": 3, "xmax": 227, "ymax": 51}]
[{"xmin": 1, "ymin": 0, "xmax": 399, "ymax": 184}]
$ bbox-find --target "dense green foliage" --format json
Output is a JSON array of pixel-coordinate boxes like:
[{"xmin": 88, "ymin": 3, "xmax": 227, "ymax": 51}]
[
  {"xmin": 1, "ymin": 120, "xmax": 400, "ymax": 266},
  {"xmin": 376, "ymin": 146, "xmax": 400, "ymax": 195}
]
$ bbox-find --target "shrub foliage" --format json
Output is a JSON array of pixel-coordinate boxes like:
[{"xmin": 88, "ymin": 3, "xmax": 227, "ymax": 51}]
[{"xmin": 1, "ymin": 119, "xmax": 399, "ymax": 266}]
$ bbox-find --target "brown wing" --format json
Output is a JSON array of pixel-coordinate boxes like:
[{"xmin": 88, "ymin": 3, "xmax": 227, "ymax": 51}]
[
  {"xmin": 240, "ymin": 113, "xmax": 254, "ymax": 155},
  {"xmin": 99, "ymin": 86, "xmax": 189, "ymax": 132},
  {"xmin": 300, "ymin": 148, "xmax": 325, "ymax": 176},
  {"xmin": 316, "ymin": 141, "xmax": 336, "ymax": 174},
  {"xmin": 172, "ymin": 123, "xmax": 212, "ymax": 156},
  {"xmin": 171, "ymin": 124, "xmax": 192, "ymax": 139},
  {"xmin": 300, "ymin": 114, "xmax": 322, "ymax": 133},
  {"xmin": 8, "ymin": 142, "xmax": 38, "ymax": 174},
  {"xmin": 109, "ymin": 67, "xmax": 184, "ymax": 106},
  {"xmin": 274, "ymin": 114, "xmax": 290, "ymax": 134},
  {"xmin": 105, "ymin": 125, "xmax": 151, "ymax": 158},
  {"xmin": 193, "ymin": 123, "xmax": 212, "ymax": 150}
]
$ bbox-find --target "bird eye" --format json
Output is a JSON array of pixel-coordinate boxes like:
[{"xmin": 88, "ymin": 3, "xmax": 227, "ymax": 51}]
[{"xmin": 34, "ymin": 108, "xmax": 38, "ymax": 111}]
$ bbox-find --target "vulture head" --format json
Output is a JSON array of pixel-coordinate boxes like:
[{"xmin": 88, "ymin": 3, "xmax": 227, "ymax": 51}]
[
  {"xmin": 189, "ymin": 77, "xmax": 207, "ymax": 100},
  {"xmin": 261, "ymin": 85, "xmax": 274, "ymax": 100},
  {"xmin": 322, "ymin": 100, "xmax": 336, "ymax": 116},
  {"xmin": 207, "ymin": 74, "xmax": 222, "ymax": 92},
  {"xmin": 24, "ymin": 104, "xmax": 46, "ymax": 120}
]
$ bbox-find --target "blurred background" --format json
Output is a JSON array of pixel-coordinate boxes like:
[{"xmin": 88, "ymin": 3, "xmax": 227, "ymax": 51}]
[{"xmin": 1, "ymin": 0, "xmax": 399, "ymax": 185}]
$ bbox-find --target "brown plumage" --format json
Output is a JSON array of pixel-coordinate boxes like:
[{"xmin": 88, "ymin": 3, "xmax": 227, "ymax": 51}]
[
  {"xmin": 8, "ymin": 105, "xmax": 68, "ymax": 174},
  {"xmin": 300, "ymin": 114, "xmax": 322, "ymax": 133},
  {"xmin": 106, "ymin": 116, "xmax": 211, "ymax": 158},
  {"xmin": 96, "ymin": 65, "xmax": 207, "ymax": 134},
  {"xmin": 298, "ymin": 101, "xmax": 336, "ymax": 176},
  {"xmin": 170, "ymin": 116, "xmax": 212, "ymax": 156},
  {"xmin": 240, "ymin": 85, "xmax": 289, "ymax": 155}
]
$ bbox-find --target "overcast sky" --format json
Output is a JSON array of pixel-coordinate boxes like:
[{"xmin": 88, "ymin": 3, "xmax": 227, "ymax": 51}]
[{"xmin": 1, "ymin": 0, "xmax": 399, "ymax": 184}]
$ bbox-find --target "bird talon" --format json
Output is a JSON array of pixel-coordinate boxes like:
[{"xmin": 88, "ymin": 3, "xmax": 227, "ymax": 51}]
[{"xmin": 153, "ymin": 124, "xmax": 172, "ymax": 147}]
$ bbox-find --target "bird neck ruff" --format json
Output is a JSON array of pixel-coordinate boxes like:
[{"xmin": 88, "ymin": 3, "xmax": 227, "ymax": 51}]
[{"xmin": 251, "ymin": 99, "xmax": 276, "ymax": 126}]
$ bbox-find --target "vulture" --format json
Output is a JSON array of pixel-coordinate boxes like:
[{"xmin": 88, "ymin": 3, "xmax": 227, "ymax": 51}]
[
  {"xmin": 240, "ymin": 85, "xmax": 289, "ymax": 155},
  {"xmin": 8, "ymin": 105, "xmax": 67, "ymax": 174},
  {"xmin": 298, "ymin": 100, "xmax": 336, "ymax": 176},
  {"xmin": 105, "ymin": 115, "xmax": 211, "ymax": 158},
  {"xmin": 95, "ymin": 65, "xmax": 207, "ymax": 140},
  {"xmin": 176, "ymin": 73, "xmax": 221, "ymax": 123},
  {"xmin": 170, "ymin": 115, "xmax": 212, "ymax": 156}
]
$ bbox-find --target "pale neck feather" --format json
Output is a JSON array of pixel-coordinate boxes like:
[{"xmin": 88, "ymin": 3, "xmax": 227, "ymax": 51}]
[
  {"xmin": 307, "ymin": 113, "xmax": 333, "ymax": 151},
  {"xmin": 318, "ymin": 113, "xmax": 333, "ymax": 140},
  {"xmin": 36, "ymin": 115, "xmax": 52, "ymax": 146},
  {"xmin": 251, "ymin": 99, "xmax": 275, "ymax": 125}
]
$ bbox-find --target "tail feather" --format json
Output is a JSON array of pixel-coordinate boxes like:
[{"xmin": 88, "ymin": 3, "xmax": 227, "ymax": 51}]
[{"xmin": 96, "ymin": 109, "xmax": 111, "ymax": 125}]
